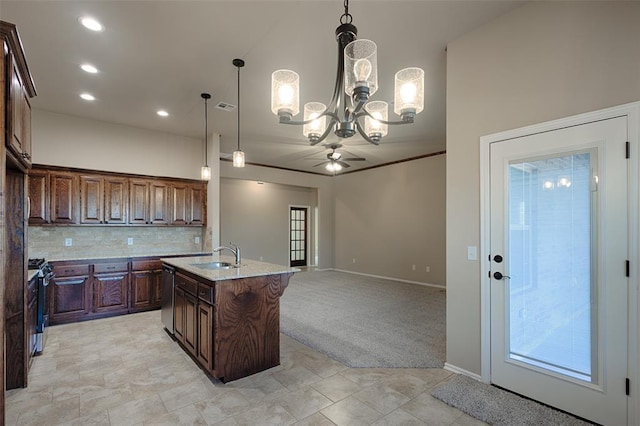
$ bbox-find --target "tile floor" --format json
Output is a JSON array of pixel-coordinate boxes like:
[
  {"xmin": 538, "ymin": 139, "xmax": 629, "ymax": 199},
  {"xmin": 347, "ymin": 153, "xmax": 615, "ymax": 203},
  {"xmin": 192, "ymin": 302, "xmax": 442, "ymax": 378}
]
[{"xmin": 6, "ymin": 311, "xmax": 487, "ymax": 426}]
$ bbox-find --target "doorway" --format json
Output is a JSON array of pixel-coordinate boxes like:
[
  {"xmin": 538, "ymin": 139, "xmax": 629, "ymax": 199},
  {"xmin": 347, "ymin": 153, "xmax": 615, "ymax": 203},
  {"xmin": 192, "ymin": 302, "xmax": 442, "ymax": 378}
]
[
  {"xmin": 480, "ymin": 105, "xmax": 639, "ymax": 425},
  {"xmin": 289, "ymin": 206, "xmax": 308, "ymax": 267}
]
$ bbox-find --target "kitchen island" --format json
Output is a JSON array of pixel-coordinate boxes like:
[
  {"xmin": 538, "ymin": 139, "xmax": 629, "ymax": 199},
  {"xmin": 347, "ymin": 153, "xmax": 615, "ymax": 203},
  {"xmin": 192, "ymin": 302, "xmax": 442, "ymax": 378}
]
[{"xmin": 161, "ymin": 255, "xmax": 298, "ymax": 382}]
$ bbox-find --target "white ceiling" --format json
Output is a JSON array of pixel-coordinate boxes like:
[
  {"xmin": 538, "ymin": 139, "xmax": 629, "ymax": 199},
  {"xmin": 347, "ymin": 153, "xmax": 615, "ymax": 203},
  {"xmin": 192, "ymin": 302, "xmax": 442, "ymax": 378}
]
[{"xmin": 2, "ymin": 0, "xmax": 524, "ymax": 174}]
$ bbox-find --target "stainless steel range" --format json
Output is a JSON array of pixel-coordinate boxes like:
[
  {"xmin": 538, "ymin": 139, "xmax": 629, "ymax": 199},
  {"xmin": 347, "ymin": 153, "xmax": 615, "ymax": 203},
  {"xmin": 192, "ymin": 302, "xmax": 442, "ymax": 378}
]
[{"xmin": 28, "ymin": 258, "xmax": 54, "ymax": 354}]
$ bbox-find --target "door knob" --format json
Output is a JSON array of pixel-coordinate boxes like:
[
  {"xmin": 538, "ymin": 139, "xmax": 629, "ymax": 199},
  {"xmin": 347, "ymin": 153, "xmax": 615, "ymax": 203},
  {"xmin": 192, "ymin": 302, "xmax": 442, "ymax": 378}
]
[{"xmin": 493, "ymin": 272, "xmax": 510, "ymax": 280}]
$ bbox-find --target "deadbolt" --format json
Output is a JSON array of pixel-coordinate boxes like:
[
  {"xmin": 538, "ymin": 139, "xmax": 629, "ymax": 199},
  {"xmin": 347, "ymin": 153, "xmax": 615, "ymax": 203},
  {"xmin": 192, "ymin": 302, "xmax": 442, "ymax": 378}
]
[{"xmin": 493, "ymin": 255, "xmax": 503, "ymax": 263}]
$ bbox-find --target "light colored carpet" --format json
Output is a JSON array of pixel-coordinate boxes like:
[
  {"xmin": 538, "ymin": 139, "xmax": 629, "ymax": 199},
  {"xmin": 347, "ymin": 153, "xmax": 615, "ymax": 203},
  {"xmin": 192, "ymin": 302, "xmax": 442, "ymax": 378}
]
[
  {"xmin": 280, "ymin": 270, "xmax": 446, "ymax": 368},
  {"xmin": 432, "ymin": 375, "xmax": 593, "ymax": 426}
]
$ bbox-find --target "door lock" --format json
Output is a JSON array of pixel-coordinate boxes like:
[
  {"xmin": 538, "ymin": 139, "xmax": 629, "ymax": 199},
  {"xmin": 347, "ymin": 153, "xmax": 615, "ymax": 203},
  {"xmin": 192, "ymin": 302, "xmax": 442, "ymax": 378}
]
[
  {"xmin": 493, "ymin": 255, "xmax": 503, "ymax": 263},
  {"xmin": 493, "ymin": 272, "xmax": 510, "ymax": 280}
]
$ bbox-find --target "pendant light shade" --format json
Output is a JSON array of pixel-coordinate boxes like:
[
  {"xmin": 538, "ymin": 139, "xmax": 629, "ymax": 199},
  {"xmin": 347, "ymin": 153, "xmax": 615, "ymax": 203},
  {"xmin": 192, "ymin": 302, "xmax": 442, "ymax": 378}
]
[
  {"xmin": 200, "ymin": 93, "xmax": 212, "ymax": 181},
  {"xmin": 233, "ymin": 58, "xmax": 245, "ymax": 168}
]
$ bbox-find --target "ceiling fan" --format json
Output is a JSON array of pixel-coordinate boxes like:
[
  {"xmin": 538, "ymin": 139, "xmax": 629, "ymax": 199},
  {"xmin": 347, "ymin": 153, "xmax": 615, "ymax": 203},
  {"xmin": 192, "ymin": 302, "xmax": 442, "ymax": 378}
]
[{"xmin": 311, "ymin": 143, "xmax": 366, "ymax": 171}]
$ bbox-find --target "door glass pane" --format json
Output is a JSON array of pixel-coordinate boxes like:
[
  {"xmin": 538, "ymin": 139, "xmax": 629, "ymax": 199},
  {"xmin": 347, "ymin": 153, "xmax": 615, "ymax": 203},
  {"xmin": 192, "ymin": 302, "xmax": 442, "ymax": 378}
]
[{"xmin": 508, "ymin": 151, "xmax": 595, "ymax": 382}]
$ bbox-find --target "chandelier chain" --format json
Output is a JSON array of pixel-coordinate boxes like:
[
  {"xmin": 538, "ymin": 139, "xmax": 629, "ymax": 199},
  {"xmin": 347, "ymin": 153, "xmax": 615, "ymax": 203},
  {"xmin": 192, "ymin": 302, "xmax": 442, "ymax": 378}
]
[{"xmin": 340, "ymin": 0, "xmax": 352, "ymax": 24}]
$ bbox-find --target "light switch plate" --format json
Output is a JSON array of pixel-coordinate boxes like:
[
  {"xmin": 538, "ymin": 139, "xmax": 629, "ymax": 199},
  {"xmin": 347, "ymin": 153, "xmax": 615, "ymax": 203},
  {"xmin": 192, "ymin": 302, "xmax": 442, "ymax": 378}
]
[
  {"xmin": 467, "ymin": 246, "xmax": 478, "ymax": 261},
  {"xmin": 64, "ymin": 238, "xmax": 72, "ymax": 247},
  {"xmin": 127, "ymin": 237, "xmax": 133, "ymax": 245}
]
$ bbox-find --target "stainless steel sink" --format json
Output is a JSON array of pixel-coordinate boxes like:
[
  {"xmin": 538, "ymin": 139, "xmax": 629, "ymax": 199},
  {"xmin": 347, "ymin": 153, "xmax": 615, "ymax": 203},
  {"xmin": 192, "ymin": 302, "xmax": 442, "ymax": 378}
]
[{"xmin": 190, "ymin": 261, "xmax": 236, "ymax": 270}]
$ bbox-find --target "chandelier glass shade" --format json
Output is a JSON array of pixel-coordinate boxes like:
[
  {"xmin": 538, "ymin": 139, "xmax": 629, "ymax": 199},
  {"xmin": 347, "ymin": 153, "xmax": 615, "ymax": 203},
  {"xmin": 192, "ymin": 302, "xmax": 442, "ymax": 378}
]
[{"xmin": 271, "ymin": 0, "xmax": 424, "ymax": 146}]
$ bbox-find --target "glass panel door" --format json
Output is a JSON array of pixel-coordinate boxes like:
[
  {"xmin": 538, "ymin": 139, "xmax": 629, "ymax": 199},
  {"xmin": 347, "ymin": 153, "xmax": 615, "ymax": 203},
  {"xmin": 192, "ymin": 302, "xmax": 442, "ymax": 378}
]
[
  {"xmin": 508, "ymin": 151, "xmax": 595, "ymax": 382},
  {"xmin": 290, "ymin": 207, "xmax": 307, "ymax": 267}
]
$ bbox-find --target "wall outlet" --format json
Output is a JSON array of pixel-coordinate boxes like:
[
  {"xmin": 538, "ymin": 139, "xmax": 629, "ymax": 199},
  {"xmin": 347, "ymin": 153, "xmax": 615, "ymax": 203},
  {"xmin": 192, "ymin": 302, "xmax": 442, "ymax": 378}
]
[
  {"xmin": 195, "ymin": 236, "xmax": 200, "ymax": 244},
  {"xmin": 426, "ymin": 266, "xmax": 431, "ymax": 273},
  {"xmin": 64, "ymin": 238, "xmax": 72, "ymax": 247},
  {"xmin": 127, "ymin": 237, "xmax": 134, "ymax": 246},
  {"xmin": 412, "ymin": 264, "xmax": 416, "ymax": 271},
  {"xmin": 352, "ymin": 258, "xmax": 356, "ymax": 263},
  {"xmin": 259, "ymin": 256, "xmax": 264, "ymax": 261}
]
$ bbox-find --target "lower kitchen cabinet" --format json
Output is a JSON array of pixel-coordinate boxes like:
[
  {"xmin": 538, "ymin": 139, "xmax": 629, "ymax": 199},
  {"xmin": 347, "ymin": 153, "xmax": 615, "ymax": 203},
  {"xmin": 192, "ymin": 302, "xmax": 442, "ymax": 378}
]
[
  {"xmin": 49, "ymin": 260, "xmax": 127, "ymax": 324},
  {"xmin": 92, "ymin": 261, "xmax": 129, "ymax": 315},
  {"xmin": 175, "ymin": 272, "xmax": 198, "ymax": 357},
  {"xmin": 49, "ymin": 263, "xmax": 91, "ymax": 324},
  {"xmin": 197, "ymin": 301, "xmax": 214, "ymax": 371},
  {"xmin": 130, "ymin": 259, "xmax": 163, "ymax": 312}
]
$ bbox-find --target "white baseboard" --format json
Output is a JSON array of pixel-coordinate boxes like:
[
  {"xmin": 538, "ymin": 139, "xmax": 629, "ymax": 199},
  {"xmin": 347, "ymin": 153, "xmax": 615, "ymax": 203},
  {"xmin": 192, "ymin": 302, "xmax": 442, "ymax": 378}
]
[
  {"xmin": 444, "ymin": 363, "xmax": 484, "ymax": 382},
  {"xmin": 330, "ymin": 268, "xmax": 446, "ymax": 289}
]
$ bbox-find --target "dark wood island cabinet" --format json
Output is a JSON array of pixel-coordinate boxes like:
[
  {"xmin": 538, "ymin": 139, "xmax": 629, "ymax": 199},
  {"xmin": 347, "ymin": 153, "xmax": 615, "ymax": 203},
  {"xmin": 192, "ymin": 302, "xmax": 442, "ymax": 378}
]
[{"xmin": 161, "ymin": 256, "xmax": 297, "ymax": 383}]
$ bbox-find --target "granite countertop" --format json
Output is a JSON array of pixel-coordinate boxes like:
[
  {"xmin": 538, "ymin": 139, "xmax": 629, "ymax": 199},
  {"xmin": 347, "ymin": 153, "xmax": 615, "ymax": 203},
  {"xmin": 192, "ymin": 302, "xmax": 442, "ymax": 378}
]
[{"xmin": 161, "ymin": 255, "xmax": 300, "ymax": 282}]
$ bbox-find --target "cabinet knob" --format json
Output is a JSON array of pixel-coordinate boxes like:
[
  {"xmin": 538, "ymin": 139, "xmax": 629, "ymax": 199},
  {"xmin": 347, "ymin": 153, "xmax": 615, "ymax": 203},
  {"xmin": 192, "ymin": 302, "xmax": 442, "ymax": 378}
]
[{"xmin": 22, "ymin": 152, "xmax": 31, "ymax": 159}]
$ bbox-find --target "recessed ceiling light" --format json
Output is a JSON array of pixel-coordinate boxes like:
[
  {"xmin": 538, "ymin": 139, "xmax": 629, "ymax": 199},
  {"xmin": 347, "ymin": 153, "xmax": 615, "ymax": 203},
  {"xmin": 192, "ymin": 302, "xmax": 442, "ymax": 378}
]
[
  {"xmin": 80, "ymin": 93, "xmax": 96, "ymax": 101},
  {"xmin": 79, "ymin": 16, "xmax": 103, "ymax": 32},
  {"xmin": 80, "ymin": 64, "xmax": 99, "ymax": 74},
  {"xmin": 157, "ymin": 110, "xmax": 169, "ymax": 117}
]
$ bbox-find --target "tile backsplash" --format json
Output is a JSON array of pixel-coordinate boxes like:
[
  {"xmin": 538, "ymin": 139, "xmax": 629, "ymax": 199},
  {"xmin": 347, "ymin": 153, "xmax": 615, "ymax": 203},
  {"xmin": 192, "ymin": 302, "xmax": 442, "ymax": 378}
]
[{"xmin": 29, "ymin": 226, "xmax": 205, "ymax": 261}]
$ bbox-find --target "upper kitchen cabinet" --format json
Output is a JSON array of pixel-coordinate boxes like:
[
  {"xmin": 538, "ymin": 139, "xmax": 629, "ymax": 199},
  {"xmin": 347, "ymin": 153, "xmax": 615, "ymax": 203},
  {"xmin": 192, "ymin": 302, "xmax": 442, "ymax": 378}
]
[
  {"xmin": 29, "ymin": 166, "xmax": 205, "ymax": 227},
  {"xmin": 104, "ymin": 177, "xmax": 128, "ymax": 224},
  {"xmin": 50, "ymin": 171, "xmax": 79, "ymax": 224},
  {"xmin": 1, "ymin": 21, "xmax": 37, "ymax": 171},
  {"xmin": 28, "ymin": 168, "xmax": 48, "ymax": 224},
  {"xmin": 149, "ymin": 181, "xmax": 170, "ymax": 225},
  {"xmin": 171, "ymin": 182, "xmax": 206, "ymax": 226},
  {"xmin": 80, "ymin": 175, "xmax": 129, "ymax": 224}
]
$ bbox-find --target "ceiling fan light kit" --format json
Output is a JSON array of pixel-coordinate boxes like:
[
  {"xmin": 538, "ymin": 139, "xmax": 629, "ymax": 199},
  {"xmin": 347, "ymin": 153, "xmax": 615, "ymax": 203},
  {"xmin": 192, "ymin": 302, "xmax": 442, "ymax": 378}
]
[{"xmin": 270, "ymin": 0, "xmax": 424, "ymax": 147}]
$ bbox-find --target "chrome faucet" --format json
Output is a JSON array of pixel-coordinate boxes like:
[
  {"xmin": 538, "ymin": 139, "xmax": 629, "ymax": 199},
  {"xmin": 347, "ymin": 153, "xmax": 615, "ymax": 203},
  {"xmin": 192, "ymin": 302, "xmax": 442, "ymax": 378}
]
[{"xmin": 213, "ymin": 243, "xmax": 241, "ymax": 265}]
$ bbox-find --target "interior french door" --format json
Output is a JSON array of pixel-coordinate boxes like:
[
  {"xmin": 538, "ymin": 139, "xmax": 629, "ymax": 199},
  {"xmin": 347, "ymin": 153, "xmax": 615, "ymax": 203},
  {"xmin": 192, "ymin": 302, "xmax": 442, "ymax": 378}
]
[
  {"xmin": 290, "ymin": 207, "xmax": 308, "ymax": 267},
  {"xmin": 489, "ymin": 116, "xmax": 629, "ymax": 425}
]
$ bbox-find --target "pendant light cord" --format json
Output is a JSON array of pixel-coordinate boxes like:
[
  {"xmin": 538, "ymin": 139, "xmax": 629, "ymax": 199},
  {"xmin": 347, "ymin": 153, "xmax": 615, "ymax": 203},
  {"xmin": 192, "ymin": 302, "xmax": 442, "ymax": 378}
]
[
  {"xmin": 237, "ymin": 64, "xmax": 241, "ymax": 152},
  {"xmin": 204, "ymin": 96, "xmax": 208, "ymax": 167}
]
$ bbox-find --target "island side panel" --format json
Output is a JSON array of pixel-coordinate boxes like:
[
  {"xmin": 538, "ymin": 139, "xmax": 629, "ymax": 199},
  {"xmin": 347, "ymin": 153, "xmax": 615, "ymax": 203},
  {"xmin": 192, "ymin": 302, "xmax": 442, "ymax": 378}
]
[{"xmin": 216, "ymin": 273, "xmax": 290, "ymax": 382}]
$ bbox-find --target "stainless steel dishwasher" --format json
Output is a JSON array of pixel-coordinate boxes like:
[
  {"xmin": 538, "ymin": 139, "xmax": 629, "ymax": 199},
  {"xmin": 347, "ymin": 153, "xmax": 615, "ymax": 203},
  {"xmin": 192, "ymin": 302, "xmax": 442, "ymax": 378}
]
[{"xmin": 161, "ymin": 264, "xmax": 176, "ymax": 334}]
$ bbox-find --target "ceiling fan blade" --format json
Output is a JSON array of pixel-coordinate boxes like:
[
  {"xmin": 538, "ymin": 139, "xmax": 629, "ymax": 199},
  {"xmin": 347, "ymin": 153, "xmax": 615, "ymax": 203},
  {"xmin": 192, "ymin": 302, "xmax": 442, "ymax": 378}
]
[
  {"xmin": 313, "ymin": 161, "xmax": 329, "ymax": 167},
  {"xmin": 343, "ymin": 157, "xmax": 366, "ymax": 161},
  {"xmin": 337, "ymin": 161, "xmax": 351, "ymax": 168}
]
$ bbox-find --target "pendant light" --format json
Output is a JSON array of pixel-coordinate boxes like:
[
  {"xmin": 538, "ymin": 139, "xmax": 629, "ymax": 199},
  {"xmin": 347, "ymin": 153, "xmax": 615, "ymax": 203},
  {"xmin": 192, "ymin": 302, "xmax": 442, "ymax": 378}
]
[
  {"xmin": 232, "ymin": 58, "xmax": 245, "ymax": 168},
  {"xmin": 200, "ymin": 93, "xmax": 212, "ymax": 180}
]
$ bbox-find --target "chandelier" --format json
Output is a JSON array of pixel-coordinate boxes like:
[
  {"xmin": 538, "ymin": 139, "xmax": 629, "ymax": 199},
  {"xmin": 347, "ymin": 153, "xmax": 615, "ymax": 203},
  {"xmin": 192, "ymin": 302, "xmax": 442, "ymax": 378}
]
[{"xmin": 271, "ymin": 0, "xmax": 424, "ymax": 146}]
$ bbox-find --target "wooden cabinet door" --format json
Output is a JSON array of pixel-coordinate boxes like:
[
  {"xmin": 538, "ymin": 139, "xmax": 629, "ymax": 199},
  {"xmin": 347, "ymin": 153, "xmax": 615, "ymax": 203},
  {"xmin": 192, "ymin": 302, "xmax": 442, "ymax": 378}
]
[
  {"xmin": 189, "ymin": 183, "xmax": 205, "ymax": 225},
  {"xmin": 197, "ymin": 302, "xmax": 214, "ymax": 372},
  {"xmin": 50, "ymin": 172, "xmax": 78, "ymax": 224},
  {"xmin": 174, "ymin": 287, "xmax": 186, "ymax": 343},
  {"xmin": 152, "ymin": 270, "xmax": 163, "ymax": 307},
  {"xmin": 80, "ymin": 175, "xmax": 104, "ymax": 224},
  {"xmin": 92, "ymin": 273, "xmax": 129, "ymax": 314},
  {"xmin": 129, "ymin": 180, "xmax": 149, "ymax": 224},
  {"xmin": 171, "ymin": 183, "xmax": 189, "ymax": 225},
  {"xmin": 21, "ymin": 88, "xmax": 32, "ymax": 166},
  {"xmin": 183, "ymin": 292, "xmax": 198, "ymax": 357},
  {"xmin": 28, "ymin": 170, "xmax": 48, "ymax": 224},
  {"xmin": 150, "ymin": 181, "xmax": 169, "ymax": 224},
  {"xmin": 49, "ymin": 275, "xmax": 91, "ymax": 324},
  {"xmin": 105, "ymin": 177, "xmax": 128, "ymax": 224},
  {"xmin": 7, "ymin": 55, "xmax": 23, "ymax": 159},
  {"xmin": 131, "ymin": 270, "xmax": 153, "ymax": 311}
]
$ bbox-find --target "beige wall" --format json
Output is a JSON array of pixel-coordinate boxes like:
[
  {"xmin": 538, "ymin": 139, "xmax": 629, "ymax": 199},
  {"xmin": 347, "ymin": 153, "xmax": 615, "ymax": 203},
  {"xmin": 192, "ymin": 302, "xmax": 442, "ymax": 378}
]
[
  {"xmin": 333, "ymin": 154, "xmax": 446, "ymax": 286},
  {"xmin": 30, "ymin": 110, "xmax": 221, "ymax": 256},
  {"xmin": 446, "ymin": 1, "xmax": 640, "ymax": 374},
  {"xmin": 220, "ymin": 178, "xmax": 317, "ymax": 266},
  {"xmin": 220, "ymin": 162, "xmax": 334, "ymax": 269}
]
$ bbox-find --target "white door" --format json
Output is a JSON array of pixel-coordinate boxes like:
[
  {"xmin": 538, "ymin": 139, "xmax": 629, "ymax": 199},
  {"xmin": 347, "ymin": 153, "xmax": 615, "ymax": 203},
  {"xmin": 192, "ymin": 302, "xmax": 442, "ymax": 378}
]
[{"xmin": 489, "ymin": 116, "xmax": 628, "ymax": 425}]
